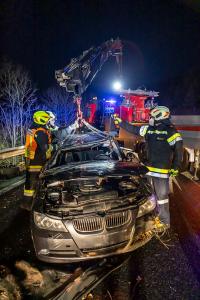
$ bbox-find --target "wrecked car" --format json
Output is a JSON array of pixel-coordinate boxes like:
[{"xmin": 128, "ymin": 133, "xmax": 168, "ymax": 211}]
[{"xmin": 31, "ymin": 128, "xmax": 157, "ymax": 263}]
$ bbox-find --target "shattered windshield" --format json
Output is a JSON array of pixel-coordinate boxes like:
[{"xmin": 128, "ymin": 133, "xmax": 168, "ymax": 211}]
[
  {"xmin": 58, "ymin": 143, "xmax": 120, "ymax": 166},
  {"xmin": 48, "ymin": 132, "xmax": 123, "ymax": 169}
]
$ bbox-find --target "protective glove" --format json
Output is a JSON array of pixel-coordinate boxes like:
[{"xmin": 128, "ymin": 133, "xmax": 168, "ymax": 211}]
[
  {"xmin": 169, "ymin": 169, "xmax": 179, "ymax": 177},
  {"xmin": 74, "ymin": 120, "xmax": 80, "ymax": 129},
  {"xmin": 68, "ymin": 120, "xmax": 80, "ymax": 131}
]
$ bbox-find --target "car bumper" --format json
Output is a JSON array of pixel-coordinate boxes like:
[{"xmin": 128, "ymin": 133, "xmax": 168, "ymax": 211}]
[{"xmin": 31, "ymin": 209, "xmax": 156, "ymax": 263}]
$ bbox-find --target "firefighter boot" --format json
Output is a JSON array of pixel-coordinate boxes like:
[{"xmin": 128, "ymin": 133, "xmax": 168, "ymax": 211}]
[{"xmin": 20, "ymin": 195, "xmax": 35, "ymax": 211}]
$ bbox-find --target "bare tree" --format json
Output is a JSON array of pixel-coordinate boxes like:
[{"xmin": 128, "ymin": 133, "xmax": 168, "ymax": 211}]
[
  {"xmin": 0, "ymin": 61, "xmax": 37, "ymax": 148},
  {"xmin": 42, "ymin": 86, "xmax": 76, "ymax": 126}
]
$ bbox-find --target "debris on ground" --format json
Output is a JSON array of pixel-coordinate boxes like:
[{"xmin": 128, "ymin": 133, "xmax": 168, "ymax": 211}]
[
  {"xmin": 14, "ymin": 260, "xmax": 72, "ymax": 298},
  {"xmin": 15, "ymin": 260, "xmax": 44, "ymax": 290},
  {"xmin": 0, "ymin": 265, "xmax": 21, "ymax": 300}
]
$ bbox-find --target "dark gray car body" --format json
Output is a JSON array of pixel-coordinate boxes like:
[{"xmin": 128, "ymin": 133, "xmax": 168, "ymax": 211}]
[{"xmin": 31, "ymin": 132, "xmax": 156, "ymax": 263}]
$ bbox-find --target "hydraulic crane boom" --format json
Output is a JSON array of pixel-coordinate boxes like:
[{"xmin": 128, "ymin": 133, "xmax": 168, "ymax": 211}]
[
  {"xmin": 55, "ymin": 38, "xmax": 122, "ymax": 97},
  {"xmin": 55, "ymin": 39, "xmax": 122, "ymax": 120}
]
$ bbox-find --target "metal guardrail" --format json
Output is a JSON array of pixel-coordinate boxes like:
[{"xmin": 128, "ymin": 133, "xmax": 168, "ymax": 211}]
[
  {"xmin": 171, "ymin": 115, "xmax": 200, "ymax": 149},
  {"xmin": 0, "ymin": 146, "xmax": 25, "ymax": 160}
]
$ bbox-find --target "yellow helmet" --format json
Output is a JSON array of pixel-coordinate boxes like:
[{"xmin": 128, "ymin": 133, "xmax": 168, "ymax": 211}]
[
  {"xmin": 33, "ymin": 111, "xmax": 50, "ymax": 125},
  {"xmin": 150, "ymin": 106, "xmax": 170, "ymax": 121}
]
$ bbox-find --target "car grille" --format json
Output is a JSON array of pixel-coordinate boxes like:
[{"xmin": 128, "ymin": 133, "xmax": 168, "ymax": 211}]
[
  {"xmin": 73, "ymin": 210, "xmax": 131, "ymax": 233},
  {"xmin": 106, "ymin": 210, "xmax": 130, "ymax": 228},
  {"xmin": 73, "ymin": 216, "xmax": 104, "ymax": 232}
]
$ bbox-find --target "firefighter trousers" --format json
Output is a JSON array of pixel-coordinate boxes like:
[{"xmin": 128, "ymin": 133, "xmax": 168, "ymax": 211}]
[
  {"xmin": 22, "ymin": 167, "xmax": 41, "ymax": 211},
  {"xmin": 148, "ymin": 176, "xmax": 170, "ymax": 225}
]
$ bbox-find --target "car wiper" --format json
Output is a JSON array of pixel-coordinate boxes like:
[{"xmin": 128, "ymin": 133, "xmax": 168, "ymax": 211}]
[
  {"xmin": 43, "ymin": 161, "xmax": 91, "ymax": 175},
  {"xmin": 43, "ymin": 160, "xmax": 116, "ymax": 175}
]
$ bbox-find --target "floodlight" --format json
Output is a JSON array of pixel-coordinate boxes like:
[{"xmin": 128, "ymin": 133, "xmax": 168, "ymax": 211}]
[{"xmin": 113, "ymin": 81, "xmax": 122, "ymax": 91}]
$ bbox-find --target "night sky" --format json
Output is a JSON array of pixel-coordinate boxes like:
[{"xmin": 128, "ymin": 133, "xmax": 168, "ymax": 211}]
[{"xmin": 1, "ymin": 0, "xmax": 200, "ymax": 95}]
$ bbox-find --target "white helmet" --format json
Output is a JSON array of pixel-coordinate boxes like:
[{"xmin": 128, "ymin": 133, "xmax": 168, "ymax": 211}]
[
  {"xmin": 46, "ymin": 111, "xmax": 58, "ymax": 130},
  {"xmin": 150, "ymin": 106, "xmax": 170, "ymax": 121}
]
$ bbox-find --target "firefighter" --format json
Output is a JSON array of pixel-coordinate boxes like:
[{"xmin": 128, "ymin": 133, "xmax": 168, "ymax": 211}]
[
  {"xmin": 113, "ymin": 113, "xmax": 120, "ymax": 129},
  {"xmin": 21, "ymin": 111, "xmax": 52, "ymax": 211},
  {"xmin": 114, "ymin": 106, "xmax": 183, "ymax": 230}
]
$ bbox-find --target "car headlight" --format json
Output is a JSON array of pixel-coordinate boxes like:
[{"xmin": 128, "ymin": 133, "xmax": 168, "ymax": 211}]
[
  {"xmin": 137, "ymin": 195, "xmax": 156, "ymax": 218},
  {"xmin": 33, "ymin": 212, "xmax": 67, "ymax": 232}
]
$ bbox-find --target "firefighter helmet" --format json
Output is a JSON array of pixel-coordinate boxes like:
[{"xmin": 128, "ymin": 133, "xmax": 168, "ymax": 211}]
[
  {"xmin": 46, "ymin": 111, "xmax": 56, "ymax": 121},
  {"xmin": 150, "ymin": 106, "xmax": 170, "ymax": 121},
  {"xmin": 46, "ymin": 111, "xmax": 58, "ymax": 130},
  {"xmin": 33, "ymin": 111, "xmax": 50, "ymax": 125}
]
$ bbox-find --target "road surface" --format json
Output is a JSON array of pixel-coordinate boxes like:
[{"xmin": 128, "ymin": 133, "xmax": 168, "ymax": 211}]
[{"xmin": 0, "ymin": 175, "xmax": 200, "ymax": 299}]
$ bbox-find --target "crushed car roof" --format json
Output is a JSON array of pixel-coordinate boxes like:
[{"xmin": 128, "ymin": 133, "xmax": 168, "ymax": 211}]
[{"xmin": 61, "ymin": 132, "xmax": 109, "ymax": 149}]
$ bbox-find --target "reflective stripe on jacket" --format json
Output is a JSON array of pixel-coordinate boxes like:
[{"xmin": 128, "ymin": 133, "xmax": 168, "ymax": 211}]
[
  {"xmin": 119, "ymin": 120, "xmax": 183, "ymax": 178},
  {"xmin": 27, "ymin": 165, "xmax": 43, "ymax": 172},
  {"xmin": 24, "ymin": 189, "xmax": 35, "ymax": 197},
  {"xmin": 146, "ymin": 166, "xmax": 169, "ymax": 178}
]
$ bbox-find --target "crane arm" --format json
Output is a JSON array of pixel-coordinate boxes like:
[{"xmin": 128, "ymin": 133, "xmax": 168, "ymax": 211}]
[{"xmin": 55, "ymin": 38, "xmax": 122, "ymax": 97}]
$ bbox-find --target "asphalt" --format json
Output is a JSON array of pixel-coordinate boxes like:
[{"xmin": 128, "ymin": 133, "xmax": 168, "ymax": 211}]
[
  {"xmin": 94, "ymin": 225, "xmax": 200, "ymax": 299},
  {"xmin": 0, "ymin": 174, "xmax": 200, "ymax": 299}
]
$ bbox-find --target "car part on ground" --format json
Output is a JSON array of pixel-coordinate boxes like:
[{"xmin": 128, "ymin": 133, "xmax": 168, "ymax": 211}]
[{"xmin": 44, "ymin": 256, "xmax": 130, "ymax": 300}]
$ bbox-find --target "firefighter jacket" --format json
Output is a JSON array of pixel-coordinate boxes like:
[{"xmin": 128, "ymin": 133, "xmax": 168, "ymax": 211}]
[
  {"xmin": 25, "ymin": 123, "xmax": 52, "ymax": 172},
  {"xmin": 120, "ymin": 119, "xmax": 183, "ymax": 178}
]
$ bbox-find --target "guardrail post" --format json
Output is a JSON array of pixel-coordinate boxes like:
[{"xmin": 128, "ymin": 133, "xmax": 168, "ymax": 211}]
[{"xmin": 193, "ymin": 149, "xmax": 200, "ymax": 181}]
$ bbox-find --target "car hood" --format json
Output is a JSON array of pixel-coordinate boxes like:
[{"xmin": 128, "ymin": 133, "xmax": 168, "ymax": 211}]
[{"xmin": 42, "ymin": 160, "xmax": 148, "ymax": 181}]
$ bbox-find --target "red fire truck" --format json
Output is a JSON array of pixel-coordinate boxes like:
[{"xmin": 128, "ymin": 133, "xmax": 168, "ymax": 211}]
[
  {"xmin": 86, "ymin": 88, "xmax": 159, "ymax": 125},
  {"xmin": 117, "ymin": 88, "xmax": 159, "ymax": 123}
]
